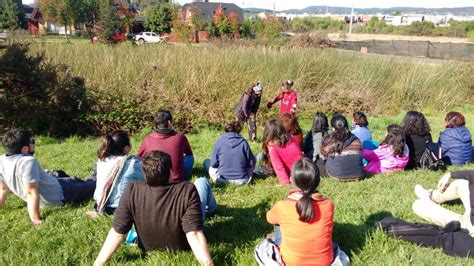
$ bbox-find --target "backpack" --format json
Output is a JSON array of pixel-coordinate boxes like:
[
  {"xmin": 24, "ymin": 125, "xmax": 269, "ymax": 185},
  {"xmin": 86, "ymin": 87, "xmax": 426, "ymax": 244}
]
[{"xmin": 419, "ymin": 142, "xmax": 446, "ymax": 171}]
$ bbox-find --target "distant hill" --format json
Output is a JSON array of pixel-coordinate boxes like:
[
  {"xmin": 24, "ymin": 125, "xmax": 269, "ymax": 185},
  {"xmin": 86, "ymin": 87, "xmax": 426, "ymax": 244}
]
[
  {"xmin": 243, "ymin": 8, "xmax": 272, "ymax": 14},
  {"xmin": 244, "ymin": 6, "xmax": 474, "ymax": 15}
]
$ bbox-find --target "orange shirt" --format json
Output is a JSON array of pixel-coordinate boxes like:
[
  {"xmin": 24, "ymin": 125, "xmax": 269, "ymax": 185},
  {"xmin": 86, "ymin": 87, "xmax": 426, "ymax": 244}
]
[{"xmin": 266, "ymin": 197, "xmax": 334, "ymax": 266}]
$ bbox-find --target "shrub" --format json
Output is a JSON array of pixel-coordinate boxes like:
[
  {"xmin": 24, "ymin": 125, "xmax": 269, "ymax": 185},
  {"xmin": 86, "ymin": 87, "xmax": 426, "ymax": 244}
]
[{"xmin": 0, "ymin": 43, "xmax": 89, "ymax": 136}]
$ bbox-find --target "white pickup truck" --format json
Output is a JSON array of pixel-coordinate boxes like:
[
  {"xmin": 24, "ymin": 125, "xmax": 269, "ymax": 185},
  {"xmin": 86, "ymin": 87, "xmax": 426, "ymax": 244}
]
[{"xmin": 134, "ymin": 32, "xmax": 166, "ymax": 44}]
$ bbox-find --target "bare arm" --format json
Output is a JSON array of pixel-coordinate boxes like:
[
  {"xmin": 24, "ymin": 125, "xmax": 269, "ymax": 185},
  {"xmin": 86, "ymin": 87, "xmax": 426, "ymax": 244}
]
[
  {"xmin": 0, "ymin": 180, "xmax": 10, "ymax": 207},
  {"xmin": 186, "ymin": 230, "xmax": 213, "ymax": 266},
  {"xmin": 94, "ymin": 228, "xmax": 126, "ymax": 266},
  {"xmin": 25, "ymin": 182, "xmax": 42, "ymax": 225}
]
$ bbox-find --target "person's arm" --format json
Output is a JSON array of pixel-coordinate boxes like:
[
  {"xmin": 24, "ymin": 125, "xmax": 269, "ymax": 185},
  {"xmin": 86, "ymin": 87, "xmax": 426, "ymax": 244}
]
[
  {"xmin": 362, "ymin": 148, "xmax": 379, "ymax": 162},
  {"xmin": 209, "ymin": 142, "xmax": 220, "ymax": 168},
  {"xmin": 267, "ymin": 93, "xmax": 282, "ymax": 108},
  {"xmin": 25, "ymin": 181, "xmax": 42, "ymax": 225},
  {"xmin": 94, "ymin": 228, "xmax": 126, "ymax": 266},
  {"xmin": 183, "ymin": 135, "xmax": 193, "ymax": 156},
  {"xmin": 247, "ymin": 144, "xmax": 256, "ymax": 168},
  {"xmin": 241, "ymin": 94, "xmax": 251, "ymax": 117},
  {"xmin": 290, "ymin": 92, "xmax": 297, "ymax": 113},
  {"xmin": 186, "ymin": 230, "xmax": 214, "ymax": 266},
  {"xmin": 268, "ymin": 148, "xmax": 290, "ymax": 185},
  {"xmin": 0, "ymin": 180, "xmax": 10, "ymax": 207},
  {"xmin": 266, "ymin": 202, "xmax": 281, "ymax": 225},
  {"xmin": 136, "ymin": 140, "xmax": 147, "ymax": 158}
]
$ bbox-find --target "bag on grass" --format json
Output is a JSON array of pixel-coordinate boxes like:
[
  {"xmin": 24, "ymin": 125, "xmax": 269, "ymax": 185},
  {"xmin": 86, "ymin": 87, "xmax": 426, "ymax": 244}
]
[
  {"xmin": 255, "ymin": 238, "xmax": 283, "ymax": 266},
  {"xmin": 419, "ymin": 142, "xmax": 446, "ymax": 171},
  {"xmin": 331, "ymin": 243, "xmax": 350, "ymax": 266}
]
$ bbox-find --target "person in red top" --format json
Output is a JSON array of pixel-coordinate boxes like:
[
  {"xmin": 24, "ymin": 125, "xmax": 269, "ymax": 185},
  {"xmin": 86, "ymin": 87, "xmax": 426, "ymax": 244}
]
[
  {"xmin": 267, "ymin": 80, "xmax": 298, "ymax": 115},
  {"xmin": 279, "ymin": 112, "xmax": 304, "ymax": 149},
  {"xmin": 137, "ymin": 110, "xmax": 194, "ymax": 183},
  {"xmin": 266, "ymin": 158, "xmax": 335, "ymax": 266}
]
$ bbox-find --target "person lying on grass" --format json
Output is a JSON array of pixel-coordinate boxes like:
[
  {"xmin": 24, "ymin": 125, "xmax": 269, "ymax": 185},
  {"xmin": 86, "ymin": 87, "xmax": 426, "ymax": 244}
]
[
  {"xmin": 0, "ymin": 129, "xmax": 96, "ymax": 226},
  {"xmin": 86, "ymin": 130, "xmax": 145, "ymax": 217},
  {"xmin": 94, "ymin": 151, "xmax": 213, "ymax": 266}
]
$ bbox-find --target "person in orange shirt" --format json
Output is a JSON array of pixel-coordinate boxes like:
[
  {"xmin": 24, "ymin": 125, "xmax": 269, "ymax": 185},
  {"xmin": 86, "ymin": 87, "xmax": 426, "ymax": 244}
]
[{"xmin": 266, "ymin": 158, "xmax": 335, "ymax": 266}]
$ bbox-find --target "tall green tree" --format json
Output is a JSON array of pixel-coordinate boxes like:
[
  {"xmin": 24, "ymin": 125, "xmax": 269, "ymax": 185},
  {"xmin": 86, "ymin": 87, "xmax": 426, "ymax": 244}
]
[
  {"xmin": 40, "ymin": 0, "xmax": 74, "ymax": 42},
  {"xmin": 97, "ymin": 0, "xmax": 122, "ymax": 44},
  {"xmin": 0, "ymin": 0, "xmax": 25, "ymax": 31},
  {"xmin": 144, "ymin": 3, "xmax": 175, "ymax": 33}
]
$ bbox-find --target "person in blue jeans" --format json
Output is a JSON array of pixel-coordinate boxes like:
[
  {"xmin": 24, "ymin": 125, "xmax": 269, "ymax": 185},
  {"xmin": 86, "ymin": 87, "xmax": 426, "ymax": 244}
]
[
  {"xmin": 194, "ymin": 177, "xmax": 217, "ymax": 223},
  {"xmin": 0, "ymin": 129, "xmax": 95, "ymax": 226}
]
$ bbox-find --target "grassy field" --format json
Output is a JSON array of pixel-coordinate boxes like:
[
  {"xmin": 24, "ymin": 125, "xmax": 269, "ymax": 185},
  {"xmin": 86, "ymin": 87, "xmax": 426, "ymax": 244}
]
[{"xmin": 1, "ymin": 106, "xmax": 474, "ymax": 265}]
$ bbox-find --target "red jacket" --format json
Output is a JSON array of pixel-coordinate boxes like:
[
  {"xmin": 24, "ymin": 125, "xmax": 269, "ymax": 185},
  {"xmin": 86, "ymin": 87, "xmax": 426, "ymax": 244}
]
[{"xmin": 272, "ymin": 90, "xmax": 297, "ymax": 114}]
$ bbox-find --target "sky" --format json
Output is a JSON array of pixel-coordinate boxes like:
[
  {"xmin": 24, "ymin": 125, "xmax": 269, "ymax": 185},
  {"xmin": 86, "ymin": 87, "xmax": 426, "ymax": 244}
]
[
  {"xmin": 22, "ymin": 0, "xmax": 474, "ymax": 10},
  {"xmin": 175, "ymin": 0, "xmax": 473, "ymax": 10}
]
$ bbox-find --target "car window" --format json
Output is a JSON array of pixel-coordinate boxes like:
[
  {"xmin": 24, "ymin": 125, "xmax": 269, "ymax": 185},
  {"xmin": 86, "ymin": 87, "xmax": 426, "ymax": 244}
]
[
  {"xmin": 151, "ymin": 33, "xmax": 157, "ymax": 37},
  {"xmin": 145, "ymin": 33, "xmax": 150, "ymax": 36}
]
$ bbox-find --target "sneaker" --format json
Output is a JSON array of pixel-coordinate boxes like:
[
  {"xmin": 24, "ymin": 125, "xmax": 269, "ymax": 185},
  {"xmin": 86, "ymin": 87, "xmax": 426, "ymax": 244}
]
[{"xmin": 414, "ymin": 184, "xmax": 432, "ymax": 200}]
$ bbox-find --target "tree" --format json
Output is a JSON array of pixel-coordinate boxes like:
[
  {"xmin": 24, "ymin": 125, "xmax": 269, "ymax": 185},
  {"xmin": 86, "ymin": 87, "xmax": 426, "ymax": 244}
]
[
  {"xmin": 97, "ymin": 0, "xmax": 122, "ymax": 44},
  {"xmin": 144, "ymin": 3, "xmax": 175, "ymax": 33},
  {"xmin": 0, "ymin": 0, "xmax": 24, "ymax": 31},
  {"xmin": 40, "ymin": 0, "xmax": 74, "ymax": 42}
]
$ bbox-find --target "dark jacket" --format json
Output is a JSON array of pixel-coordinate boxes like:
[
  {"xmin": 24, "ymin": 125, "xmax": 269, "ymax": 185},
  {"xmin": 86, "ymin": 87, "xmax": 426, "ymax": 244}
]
[
  {"xmin": 233, "ymin": 92, "xmax": 261, "ymax": 119},
  {"xmin": 321, "ymin": 133, "xmax": 364, "ymax": 180},
  {"xmin": 405, "ymin": 133, "xmax": 432, "ymax": 169},
  {"xmin": 210, "ymin": 132, "xmax": 255, "ymax": 180},
  {"xmin": 303, "ymin": 130, "xmax": 331, "ymax": 161},
  {"xmin": 439, "ymin": 127, "xmax": 473, "ymax": 165}
]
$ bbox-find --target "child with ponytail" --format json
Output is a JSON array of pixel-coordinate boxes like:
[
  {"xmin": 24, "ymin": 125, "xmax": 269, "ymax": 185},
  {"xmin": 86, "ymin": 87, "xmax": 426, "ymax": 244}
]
[
  {"xmin": 87, "ymin": 130, "xmax": 145, "ymax": 217},
  {"xmin": 363, "ymin": 124, "xmax": 409, "ymax": 174},
  {"xmin": 265, "ymin": 158, "xmax": 335, "ymax": 266}
]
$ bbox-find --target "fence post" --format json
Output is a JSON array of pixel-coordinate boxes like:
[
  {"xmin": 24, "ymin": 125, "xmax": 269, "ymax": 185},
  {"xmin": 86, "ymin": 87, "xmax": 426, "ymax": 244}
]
[
  {"xmin": 449, "ymin": 42, "xmax": 452, "ymax": 60},
  {"xmin": 427, "ymin": 41, "xmax": 430, "ymax": 58},
  {"xmin": 407, "ymin": 40, "xmax": 410, "ymax": 56}
]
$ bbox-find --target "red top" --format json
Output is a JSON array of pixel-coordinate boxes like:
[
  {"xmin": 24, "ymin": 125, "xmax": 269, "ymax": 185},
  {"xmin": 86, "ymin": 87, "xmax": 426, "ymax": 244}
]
[
  {"xmin": 273, "ymin": 90, "xmax": 298, "ymax": 114},
  {"xmin": 267, "ymin": 192, "xmax": 334, "ymax": 266},
  {"xmin": 137, "ymin": 131, "xmax": 193, "ymax": 183},
  {"xmin": 291, "ymin": 133, "xmax": 304, "ymax": 150},
  {"xmin": 268, "ymin": 138, "xmax": 302, "ymax": 185}
]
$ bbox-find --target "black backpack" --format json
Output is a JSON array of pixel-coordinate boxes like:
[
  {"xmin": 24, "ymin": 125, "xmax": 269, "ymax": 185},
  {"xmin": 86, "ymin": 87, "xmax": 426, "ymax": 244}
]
[{"xmin": 419, "ymin": 142, "xmax": 446, "ymax": 171}]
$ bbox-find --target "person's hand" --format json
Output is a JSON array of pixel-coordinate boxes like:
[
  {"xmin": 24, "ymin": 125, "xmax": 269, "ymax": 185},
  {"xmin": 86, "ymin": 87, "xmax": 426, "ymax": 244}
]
[
  {"xmin": 437, "ymin": 172, "xmax": 451, "ymax": 192},
  {"xmin": 266, "ymin": 102, "xmax": 273, "ymax": 109},
  {"xmin": 32, "ymin": 219, "xmax": 42, "ymax": 226}
]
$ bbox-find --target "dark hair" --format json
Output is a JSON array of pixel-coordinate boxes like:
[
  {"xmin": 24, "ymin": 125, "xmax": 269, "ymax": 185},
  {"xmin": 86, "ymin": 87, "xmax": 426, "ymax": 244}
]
[
  {"xmin": 291, "ymin": 158, "xmax": 320, "ymax": 222},
  {"xmin": 311, "ymin": 112, "xmax": 329, "ymax": 134},
  {"xmin": 381, "ymin": 124, "xmax": 406, "ymax": 157},
  {"xmin": 279, "ymin": 113, "xmax": 302, "ymax": 135},
  {"xmin": 2, "ymin": 129, "xmax": 32, "ymax": 156},
  {"xmin": 224, "ymin": 121, "xmax": 243, "ymax": 133},
  {"xmin": 353, "ymin": 111, "xmax": 369, "ymax": 127},
  {"xmin": 445, "ymin": 111, "xmax": 465, "ymax": 128},
  {"xmin": 97, "ymin": 130, "xmax": 131, "ymax": 160},
  {"xmin": 154, "ymin": 109, "xmax": 173, "ymax": 129},
  {"xmin": 262, "ymin": 118, "xmax": 291, "ymax": 164},
  {"xmin": 401, "ymin": 111, "xmax": 431, "ymax": 136},
  {"xmin": 321, "ymin": 114, "xmax": 350, "ymax": 155},
  {"xmin": 141, "ymin": 151, "xmax": 172, "ymax": 186}
]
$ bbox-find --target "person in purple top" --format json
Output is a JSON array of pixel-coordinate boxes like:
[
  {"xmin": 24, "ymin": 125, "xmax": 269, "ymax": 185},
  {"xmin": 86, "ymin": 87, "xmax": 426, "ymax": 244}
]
[{"xmin": 233, "ymin": 82, "xmax": 263, "ymax": 141}]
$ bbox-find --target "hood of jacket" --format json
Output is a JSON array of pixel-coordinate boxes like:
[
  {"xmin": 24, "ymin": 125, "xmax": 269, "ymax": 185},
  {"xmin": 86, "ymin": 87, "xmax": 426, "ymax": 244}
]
[
  {"xmin": 343, "ymin": 133, "xmax": 358, "ymax": 148},
  {"xmin": 151, "ymin": 129, "xmax": 177, "ymax": 139},
  {"xmin": 219, "ymin": 132, "xmax": 245, "ymax": 148},
  {"xmin": 441, "ymin": 127, "xmax": 472, "ymax": 144}
]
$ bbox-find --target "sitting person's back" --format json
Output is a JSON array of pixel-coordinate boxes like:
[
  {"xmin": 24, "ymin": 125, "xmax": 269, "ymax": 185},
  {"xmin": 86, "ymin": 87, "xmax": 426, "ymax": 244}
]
[
  {"xmin": 95, "ymin": 151, "xmax": 213, "ymax": 265},
  {"xmin": 320, "ymin": 115, "xmax": 364, "ymax": 180},
  {"xmin": 363, "ymin": 125, "xmax": 409, "ymax": 174},
  {"xmin": 303, "ymin": 112, "xmax": 331, "ymax": 162},
  {"xmin": 137, "ymin": 109, "xmax": 193, "ymax": 182},
  {"xmin": 351, "ymin": 111, "xmax": 372, "ymax": 143},
  {"xmin": 439, "ymin": 112, "xmax": 472, "ymax": 166},
  {"xmin": 204, "ymin": 121, "xmax": 255, "ymax": 185},
  {"xmin": 401, "ymin": 110, "xmax": 432, "ymax": 169},
  {"xmin": 280, "ymin": 112, "xmax": 304, "ymax": 149},
  {"xmin": 92, "ymin": 130, "xmax": 144, "ymax": 215},
  {"xmin": 266, "ymin": 159, "xmax": 334, "ymax": 266}
]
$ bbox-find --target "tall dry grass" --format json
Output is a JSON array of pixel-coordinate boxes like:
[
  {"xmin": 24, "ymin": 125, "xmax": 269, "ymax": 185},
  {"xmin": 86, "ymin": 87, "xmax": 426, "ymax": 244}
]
[{"xmin": 30, "ymin": 42, "xmax": 474, "ymax": 131}]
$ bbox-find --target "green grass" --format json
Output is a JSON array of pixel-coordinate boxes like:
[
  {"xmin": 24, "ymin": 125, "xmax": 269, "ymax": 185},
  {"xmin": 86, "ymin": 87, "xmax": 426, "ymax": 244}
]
[{"xmin": 1, "ymin": 108, "xmax": 474, "ymax": 265}]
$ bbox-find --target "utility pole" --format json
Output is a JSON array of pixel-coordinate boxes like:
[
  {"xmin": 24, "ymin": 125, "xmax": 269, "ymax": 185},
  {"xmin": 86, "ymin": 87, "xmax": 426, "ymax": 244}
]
[
  {"xmin": 348, "ymin": 2, "xmax": 354, "ymax": 40},
  {"xmin": 273, "ymin": 2, "xmax": 276, "ymax": 15}
]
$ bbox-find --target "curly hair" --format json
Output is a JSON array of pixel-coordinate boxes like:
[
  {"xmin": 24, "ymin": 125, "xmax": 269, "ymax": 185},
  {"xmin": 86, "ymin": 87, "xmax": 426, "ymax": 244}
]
[{"xmin": 401, "ymin": 111, "xmax": 431, "ymax": 136}]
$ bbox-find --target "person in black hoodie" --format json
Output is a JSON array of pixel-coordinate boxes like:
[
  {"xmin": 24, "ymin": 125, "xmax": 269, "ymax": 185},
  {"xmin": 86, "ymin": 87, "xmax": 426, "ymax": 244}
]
[{"xmin": 401, "ymin": 111, "xmax": 432, "ymax": 170}]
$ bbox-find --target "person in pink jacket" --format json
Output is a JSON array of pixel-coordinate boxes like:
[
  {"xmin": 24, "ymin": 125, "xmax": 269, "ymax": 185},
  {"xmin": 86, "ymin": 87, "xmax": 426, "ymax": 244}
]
[
  {"xmin": 267, "ymin": 80, "xmax": 298, "ymax": 115},
  {"xmin": 261, "ymin": 118, "xmax": 303, "ymax": 185},
  {"xmin": 363, "ymin": 124, "xmax": 409, "ymax": 174}
]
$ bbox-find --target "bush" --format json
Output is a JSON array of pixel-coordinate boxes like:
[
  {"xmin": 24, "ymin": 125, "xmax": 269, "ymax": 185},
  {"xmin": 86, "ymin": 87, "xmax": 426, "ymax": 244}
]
[{"xmin": 0, "ymin": 43, "xmax": 90, "ymax": 136}]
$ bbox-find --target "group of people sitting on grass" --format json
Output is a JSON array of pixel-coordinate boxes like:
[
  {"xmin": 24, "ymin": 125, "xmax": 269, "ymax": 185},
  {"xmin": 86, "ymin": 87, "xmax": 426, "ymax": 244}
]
[{"xmin": 0, "ymin": 80, "xmax": 473, "ymax": 265}]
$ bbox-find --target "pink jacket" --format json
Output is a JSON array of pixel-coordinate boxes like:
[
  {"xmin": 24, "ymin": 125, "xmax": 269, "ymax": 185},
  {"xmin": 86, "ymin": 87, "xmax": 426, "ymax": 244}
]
[
  {"xmin": 268, "ymin": 139, "xmax": 303, "ymax": 185},
  {"xmin": 273, "ymin": 90, "xmax": 298, "ymax": 114},
  {"xmin": 363, "ymin": 144, "xmax": 409, "ymax": 174}
]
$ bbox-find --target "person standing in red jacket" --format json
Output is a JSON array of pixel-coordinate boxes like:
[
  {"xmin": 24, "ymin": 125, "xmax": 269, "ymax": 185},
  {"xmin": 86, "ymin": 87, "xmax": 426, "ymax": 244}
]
[{"xmin": 267, "ymin": 80, "xmax": 298, "ymax": 115}]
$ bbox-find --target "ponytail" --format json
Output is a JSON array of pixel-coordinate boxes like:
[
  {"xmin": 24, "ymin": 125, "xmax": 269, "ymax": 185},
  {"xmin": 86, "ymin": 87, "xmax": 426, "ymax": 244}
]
[
  {"xmin": 291, "ymin": 158, "xmax": 320, "ymax": 222},
  {"xmin": 97, "ymin": 130, "xmax": 131, "ymax": 160}
]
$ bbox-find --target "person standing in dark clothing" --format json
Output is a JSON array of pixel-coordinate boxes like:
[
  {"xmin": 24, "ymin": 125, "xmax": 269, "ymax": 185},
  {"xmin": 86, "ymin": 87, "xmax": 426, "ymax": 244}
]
[{"xmin": 233, "ymin": 83, "xmax": 263, "ymax": 142}]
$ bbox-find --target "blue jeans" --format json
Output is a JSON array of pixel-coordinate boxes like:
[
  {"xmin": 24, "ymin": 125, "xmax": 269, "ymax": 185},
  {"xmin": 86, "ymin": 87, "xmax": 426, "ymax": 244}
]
[
  {"xmin": 58, "ymin": 177, "xmax": 96, "ymax": 204},
  {"xmin": 273, "ymin": 225, "xmax": 282, "ymax": 245},
  {"xmin": 194, "ymin": 177, "xmax": 217, "ymax": 223},
  {"xmin": 183, "ymin": 155, "xmax": 195, "ymax": 180}
]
